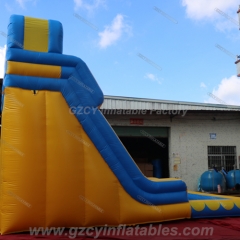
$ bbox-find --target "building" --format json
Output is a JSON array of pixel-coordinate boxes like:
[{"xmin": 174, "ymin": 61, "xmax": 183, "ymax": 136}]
[
  {"xmin": 100, "ymin": 95, "xmax": 240, "ymax": 191},
  {"xmin": 1, "ymin": 74, "xmax": 239, "ymax": 191}
]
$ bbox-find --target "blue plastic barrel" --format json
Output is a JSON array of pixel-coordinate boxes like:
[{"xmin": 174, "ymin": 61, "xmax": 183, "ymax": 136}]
[
  {"xmin": 226, "ymin": 170, "xmax": 240, "ymax": 189},
  {"xmin": 200, "ymin": 170, "xmax": 224, "ymax": 192},
  {"xmin": 152, "ymin": 159, "xmax": 162, "ymax": 178}
]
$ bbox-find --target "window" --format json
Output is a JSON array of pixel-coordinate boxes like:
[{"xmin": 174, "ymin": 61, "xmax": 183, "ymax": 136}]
[{"xmin": 208, "ymin": 146, "xmax": 236, "ymax": 171}]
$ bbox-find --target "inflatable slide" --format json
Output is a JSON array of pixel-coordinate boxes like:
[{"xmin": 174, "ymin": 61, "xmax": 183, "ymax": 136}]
[{"xmin": 0, "ymin": 15, "xmax": 240, "ymax": 234}]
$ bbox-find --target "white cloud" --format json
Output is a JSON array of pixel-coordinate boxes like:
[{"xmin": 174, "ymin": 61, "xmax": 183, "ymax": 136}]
[
  {"xmin": 5, "ymin": 3, "xmax": 13, "ymax": 12},
  {"xmin": 98, "ymin": 14, "xmax": 130, "ymax": 49},
  {"xmin": 15, "ymin": 0, "xmax": 37, "ymax": 9},
  {"xmin": 74, "ymin": 0, "xmax": 83, "ymax": 10},
  {"xmin": 181, "ymin": 0, "xmax": 239, "ymax": 32},
  {"xmin": 16, "ymin": 0, "xmax": 25, "ymax": 8},
  {"xmin": 0, "ymin": 45, "xmax": 7, "ymax": 79},
  {"xmin": 182, "ymin": 0, "xmax": 239, "ymax": 20},
  {"xmin": 144, "ymin": 73, "xmax": 162, "ymax": 84},
  {"xmin": 74, "ymin": 0, "xmax": 105, "ymax": 12},
  {"xmin": 215, "ymin": 18, "xmax": 238, "ymax": 32},
  {"xmin": 206, "ymin": 75, "xmax": 240, "ymax": 105},
  {"xmin": 200, "ymin": 82, "xmax": 207, "ymax": 88}
]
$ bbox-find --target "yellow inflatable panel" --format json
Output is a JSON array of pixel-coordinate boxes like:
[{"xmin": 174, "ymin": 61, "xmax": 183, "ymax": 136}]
[
  {"xmin": 6, "ymin": 61, "xmax": 61, "ymax": 78},
  {"xmin": 0, "ymin": 87, "xmax": 191, "ymax": 234},
  {"xmin": 188, "ymin": 191, "xmax": 232, "ymax": 199},
  {"xmin": 148, "ymin": 177, "xmax": 184, "ymax": 182},
  {"xmin": 190, "ymin": 199, "xmax": 240, "ymax": 211},
  {"xmin": 219, "ymin": 200, "xmax": 235, "ymax": 210},
  {"xmin": 24, "ymin": 17, "xmax": 48, "ymax": 52},
  {"xmin": 190, "ymin": 201, "xmax": 205, "ymax": 212}
]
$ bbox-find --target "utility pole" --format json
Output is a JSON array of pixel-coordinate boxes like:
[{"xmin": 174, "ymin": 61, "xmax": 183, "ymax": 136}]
[{"xmin": 235, "ymin": 5, "xmax": 240, "ymax": 76}]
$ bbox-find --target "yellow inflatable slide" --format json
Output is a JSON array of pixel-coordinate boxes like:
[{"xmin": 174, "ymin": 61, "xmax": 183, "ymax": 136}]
[{"xmin": 1, "ymin": 15, "xmax": 240, "ymax": 235}]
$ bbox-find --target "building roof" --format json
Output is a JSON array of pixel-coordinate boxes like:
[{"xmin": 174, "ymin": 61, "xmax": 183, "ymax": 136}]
[{"xmin": 101, "ymin": 95, "xmax": 240, "ymax": 111}]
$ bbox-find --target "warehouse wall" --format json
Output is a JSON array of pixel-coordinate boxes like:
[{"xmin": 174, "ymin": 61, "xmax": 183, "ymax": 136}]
[
  {"xmin": 169, "ymin": 112, "xmax": 240, "ymax": 190},
  {"xmin": 103, "ymin": 110, "xmax": 240, "ymax": 191}
]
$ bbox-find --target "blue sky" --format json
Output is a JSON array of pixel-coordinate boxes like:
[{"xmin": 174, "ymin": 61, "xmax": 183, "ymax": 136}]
[{"xmin": 0, "ymin": 0, "xmax": 240, "ymax": 105}]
